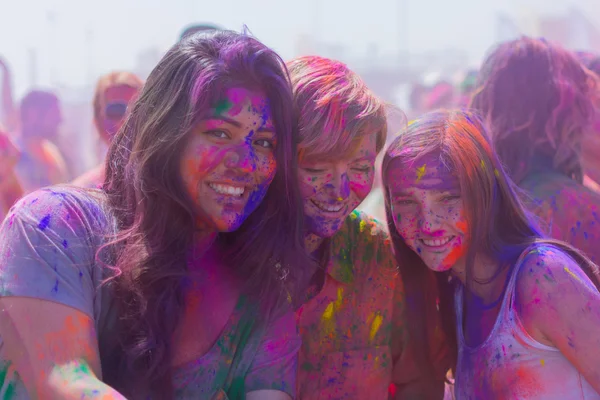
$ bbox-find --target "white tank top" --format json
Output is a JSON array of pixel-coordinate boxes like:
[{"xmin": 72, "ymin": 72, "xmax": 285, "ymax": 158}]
[{"xmin": 453, "ymin": 245, "xmax": 600, "ymax": 400}]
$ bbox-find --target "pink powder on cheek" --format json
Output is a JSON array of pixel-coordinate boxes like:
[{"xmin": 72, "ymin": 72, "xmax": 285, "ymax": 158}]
[{"xmin": 349, "ymin": 178, "xmax": 373, "ymax": 200}]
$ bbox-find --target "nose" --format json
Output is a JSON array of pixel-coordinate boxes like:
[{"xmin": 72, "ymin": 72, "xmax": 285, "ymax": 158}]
[
  {"xmin": 325, "ymin": 171, "xmax": 350, "ymax": 201},
  {"xmin": 418, "ymin": 207, "xmax": 443, "ymax": 235},
  {"xmin": 224, "ymin": 145, "xmax": 256, "ymax": 173}
]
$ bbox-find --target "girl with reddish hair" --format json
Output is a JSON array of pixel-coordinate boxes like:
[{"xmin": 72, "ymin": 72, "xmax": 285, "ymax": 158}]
[{"xmin": 383, "ymin": 109, "xmax": 600, "ymax": 399}]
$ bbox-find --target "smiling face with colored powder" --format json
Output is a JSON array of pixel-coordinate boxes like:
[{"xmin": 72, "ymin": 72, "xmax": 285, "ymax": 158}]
[
  {"xmin": 387, "ymin": 154, "xmax": 468, "ymax": 272},
  {"xmin": 287, "ymin": 56, "xmax": 387, "ymax": 245},
  {"xmin": 298, "ymin": 134, "xmax": 377, "ymax": 238},
  {"xmin": 180, "ymin": 87, "xmax": 277, "ymax": 232}
]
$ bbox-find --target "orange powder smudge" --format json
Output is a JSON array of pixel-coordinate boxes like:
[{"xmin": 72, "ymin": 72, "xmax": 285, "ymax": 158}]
[
  {"xmin": 511, "ymin": 365, "xmax": 544, "ymax": 397},
  {"xmin": 455, "ymin": 219, "xmax": 468, "ymax": 234}
]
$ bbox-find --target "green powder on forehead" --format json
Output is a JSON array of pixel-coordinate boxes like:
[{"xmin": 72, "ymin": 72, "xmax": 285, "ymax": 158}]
[{"xmin": 214, "ymin": 99, "xmax": 234, "ymax": 115}]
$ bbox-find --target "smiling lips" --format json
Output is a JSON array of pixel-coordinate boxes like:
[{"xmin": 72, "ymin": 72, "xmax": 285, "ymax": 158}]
[
  {"xmin": 209, "ymin": 183, "xmax": 246, "ymax": 197},
  {"xmin": 419, "ymin": 236, "xmax": 455, "ymax": 248},
  {"xmin": 311, "ymin": 199, "xmax": 344, "ymax": 213}
]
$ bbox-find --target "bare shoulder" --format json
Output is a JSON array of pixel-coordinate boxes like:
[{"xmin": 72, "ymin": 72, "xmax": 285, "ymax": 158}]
[
  {"xmin": 515, "ymin": 244, "xmax": 600, "ymax": 344},
  {"xmin": 516, "ymin": 244, "xmax": 597, "ymax": 295}
]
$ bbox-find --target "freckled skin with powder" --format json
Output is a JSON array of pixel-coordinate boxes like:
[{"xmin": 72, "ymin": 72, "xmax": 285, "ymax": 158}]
[
  {"xmin": 180, "ymin": 87, "xmax": 277, "ymax": 232},
  {"xmin": 298, "ymin": 135, "xmax": 377, "ymax": 239},
  {"xmin": 386, "ymin": 157, "xmax": 469, "ymax": 272}
]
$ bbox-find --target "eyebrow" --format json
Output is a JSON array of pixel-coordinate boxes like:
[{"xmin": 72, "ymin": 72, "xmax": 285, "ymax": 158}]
[
  {"xmin": 206, "ymin": 115, "xmax": 275, "ymax": 133},
  {"xmin": 350, "ymin": 156, "xmax": 375, "ymax": 163},
  {"xmin": 390, "ymin": 190, "xmax": 413, "ymax": 197}
]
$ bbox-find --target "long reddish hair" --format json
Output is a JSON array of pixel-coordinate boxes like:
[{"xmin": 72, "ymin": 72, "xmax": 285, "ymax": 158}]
[{"xmin": 382, "ymin": 109, "xmax": 600, "ymax": 379}]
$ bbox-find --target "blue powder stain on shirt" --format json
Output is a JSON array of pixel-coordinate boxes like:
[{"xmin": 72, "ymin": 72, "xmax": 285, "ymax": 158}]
[
  {"xmin": 62, "ymin": 239, "xmax": 69, "ymax": 248},
  {"xmin": 52, "ymin": 279, "xmax": 59, "ymax": 293},
  {"xmin": 38, "ymin": 214, "xmax": 51, "ymax": 230}
]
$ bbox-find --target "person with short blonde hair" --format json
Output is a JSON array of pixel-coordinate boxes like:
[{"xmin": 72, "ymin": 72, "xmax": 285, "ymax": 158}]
[
  {"xmin": 289, "ymin": 55, "xmax": 448, "ymax": 399},
  {"xmin": 73, "ymin": 71, "xmax": 143, "ymax": 188}
]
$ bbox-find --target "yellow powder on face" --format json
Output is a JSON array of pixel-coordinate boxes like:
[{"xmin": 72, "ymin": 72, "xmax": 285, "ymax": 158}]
[{"xmin": 415, "ymin": 164, "xmax": 427, "ymax": 182}]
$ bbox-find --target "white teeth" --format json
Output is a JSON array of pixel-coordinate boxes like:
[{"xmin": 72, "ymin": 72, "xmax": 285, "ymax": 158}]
[
  {"xmin": 313, "ymin": 200, "xmax": 343, "ymax": 212},
  {"xmin": 421, "ymin": 237, "xmax": 453, "ymax": 247},
  {"xmin": 209, "ymin": 183, "xmax": 245, "ymax": 196}
]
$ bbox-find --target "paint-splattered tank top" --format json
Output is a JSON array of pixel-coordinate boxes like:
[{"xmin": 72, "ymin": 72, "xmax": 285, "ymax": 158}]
[
  {"xmin": 453, "ymin": 245, "xmax": 600, "ymax": 400},
  {"xmin": 0, "ymin": 187, "xmax": 300, "ymax": 399}
]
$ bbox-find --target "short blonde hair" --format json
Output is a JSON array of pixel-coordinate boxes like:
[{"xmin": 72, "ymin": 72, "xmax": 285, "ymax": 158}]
[
  {"xmin": 287, "ymin": 56, "xmax": 387, "ymax": 160},
  {"xmin": 93, "ymin": 71, "xmax": 143, "ymax": 134}
]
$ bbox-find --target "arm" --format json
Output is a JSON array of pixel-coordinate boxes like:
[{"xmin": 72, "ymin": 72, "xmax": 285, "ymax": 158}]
[
  {"xmin": 0, "ymin": 189, "xmax": 126, "ymax": 399},
  {"xmin": 245, "ymin": 311, "xmax": 301, "ymax": 399},
  {"xmin": 516, "ymin": 247, "xmax": 600, "ymax": 393},
  {"xmin": 0, "ymin": 298, "xmax": 126, "ymax": 399}
]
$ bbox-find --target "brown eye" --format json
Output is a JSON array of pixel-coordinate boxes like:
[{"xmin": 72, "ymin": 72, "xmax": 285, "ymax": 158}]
[
  {"xmin": 254, "ymin": 139, "xmax": 274, "ymax": 149},
  {"xmin": 205, "ymin": 130, "xmax": 229, "ymax": 139}
]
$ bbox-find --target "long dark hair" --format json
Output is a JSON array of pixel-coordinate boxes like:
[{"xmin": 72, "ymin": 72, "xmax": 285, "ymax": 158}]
[
  {"xmin": 98, "ymin": 29, "xmax": 311, "ymax": 398},
  {"xmin": 470, "ymin": 36, "xmax": 597, "ymax": 184},
  {"xmin": 382, "ymin": 109, "xmax": 600, "ymax": 381}
]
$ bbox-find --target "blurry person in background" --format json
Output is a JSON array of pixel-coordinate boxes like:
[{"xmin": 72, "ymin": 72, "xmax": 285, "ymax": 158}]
[
  {"xmin": 454, "ymin": 69, "xmax": 478, "ymax": 107},
  {"xmin": 578, "ymin": 52, "xmax": 600, "ymax": 192},
  {"xmin": 14, "ymin": 90, "xmax": 68, "ymax": 193},
  {"xmin": 471, "ymin": 37, "xmax": 600, "ymax": 265},
  {"xmin": 0, "ymin": 58, "xmax": 17, "ymax": 132},
  {"xmin": 72, "ymin": 71, "xmax": 143, "ymax": 188},
  {"xmin": 422, "ymin": 81, "xmax": 455, "ymax": 112},
  {"xmin": 407, "ymin": 83, "xmax": 427, "ymax": 120},
  {"xmin": 0, "ymin": 124, "xmax": 23, "ymax": 220},
  {"xmin": 180, "ymin": 23, "xmax": 223, "ymax": 40}
]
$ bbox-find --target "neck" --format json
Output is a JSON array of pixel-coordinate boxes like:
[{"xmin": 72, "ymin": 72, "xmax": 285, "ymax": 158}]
[
  {"xmin": 190, "ymin": 231, "xmax": 218, "ymax": 262},
  {"xmin": 305, "ymin": 233, "xmax": 324, "ymax": 255},
  {"xmin": 451, "ymin": 255, "xmax": 507, "ymax": 304}
]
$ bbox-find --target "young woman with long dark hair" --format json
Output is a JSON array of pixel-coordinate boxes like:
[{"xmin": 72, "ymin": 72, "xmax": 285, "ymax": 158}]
[{"xmin": 0, "ymin": 29, "xmax": 311, "ymax": 400}]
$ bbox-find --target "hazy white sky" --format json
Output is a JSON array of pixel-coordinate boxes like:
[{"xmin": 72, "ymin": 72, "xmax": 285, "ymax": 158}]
[{"xmin": 0, "ymin": 0, "xmax": 598, "ymax": 96}]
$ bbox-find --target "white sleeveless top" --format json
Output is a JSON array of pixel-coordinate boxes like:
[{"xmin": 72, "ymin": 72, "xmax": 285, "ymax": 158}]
[{"xmin": 453, "ymin": 245, "xmax": 600, "ymax": 400}]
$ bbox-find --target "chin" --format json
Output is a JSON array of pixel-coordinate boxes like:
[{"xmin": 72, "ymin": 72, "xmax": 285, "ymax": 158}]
[
  {"xmin": 212, "ymin": 215, "xmax": 246, "ymax": 233},
  {"xmin": 309, "ymin": 219, "xmax": 345, "ymax": 239},
  {"xmin": 426, "ymin": 263, "xmax": 453, "ymax": 273}
]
